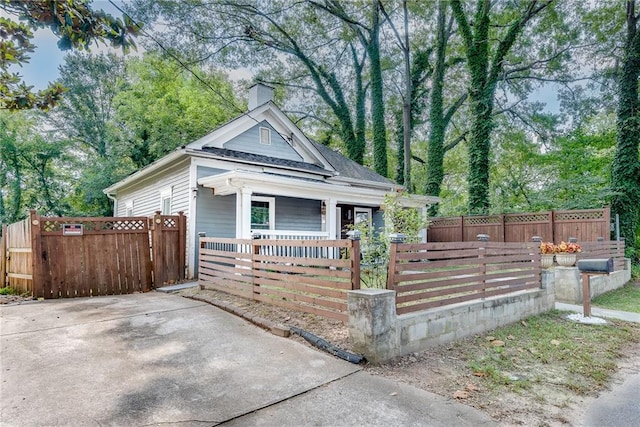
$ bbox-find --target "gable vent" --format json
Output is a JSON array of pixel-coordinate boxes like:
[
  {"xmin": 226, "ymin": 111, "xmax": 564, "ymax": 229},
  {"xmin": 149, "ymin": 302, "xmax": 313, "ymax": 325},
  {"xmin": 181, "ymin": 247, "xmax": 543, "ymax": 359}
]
[{"xmin": 259, "ymin": 127, "xmax": 271, "ymax": 145}]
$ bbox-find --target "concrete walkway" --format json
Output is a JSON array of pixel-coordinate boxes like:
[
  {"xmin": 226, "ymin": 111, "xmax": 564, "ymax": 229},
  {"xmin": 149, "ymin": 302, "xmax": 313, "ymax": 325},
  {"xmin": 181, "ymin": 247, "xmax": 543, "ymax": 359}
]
[
  {"xmin": 0, "ymin": 293, "xmax": 494, "ymax": 426},
  {"xmin": 555, "ymin": 302, "xmax": 640, "ymax": 323}
]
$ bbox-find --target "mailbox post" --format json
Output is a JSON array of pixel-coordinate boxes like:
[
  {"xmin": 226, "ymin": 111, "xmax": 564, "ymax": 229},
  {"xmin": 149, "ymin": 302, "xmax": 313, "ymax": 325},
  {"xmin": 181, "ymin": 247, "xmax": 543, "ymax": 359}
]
[{"xmin": 576, "ymin": 258, "xmax": 613, "ymax": 317}]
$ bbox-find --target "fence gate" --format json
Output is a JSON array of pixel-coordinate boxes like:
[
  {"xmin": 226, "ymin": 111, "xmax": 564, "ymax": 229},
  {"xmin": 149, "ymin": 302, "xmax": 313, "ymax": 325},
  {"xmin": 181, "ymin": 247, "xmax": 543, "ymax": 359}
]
[
  {"xmin": 0, "ymin": 211, "xmax": 186, "ymax": 299},
  {"xmin": 1, "ymin": 219, "xmax": 33, "ymax": 294}
]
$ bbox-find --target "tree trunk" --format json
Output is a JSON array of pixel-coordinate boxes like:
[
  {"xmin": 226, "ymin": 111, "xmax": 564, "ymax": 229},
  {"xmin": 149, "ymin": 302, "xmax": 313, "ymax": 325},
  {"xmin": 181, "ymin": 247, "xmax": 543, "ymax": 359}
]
[
  {"xmin": 369, "ymin": 0, "xmax": 388, "ymax": 177},
  {"xmin": 611, "ymin": 0, "xmax": 640, "ymax": 244},
  {"xmin": 467, "ymin": 93, "xmax": 494, "ymax": 214},
  {"xmin": 425, "ymin": 1, "xmax": 448, "ymax": 212}
]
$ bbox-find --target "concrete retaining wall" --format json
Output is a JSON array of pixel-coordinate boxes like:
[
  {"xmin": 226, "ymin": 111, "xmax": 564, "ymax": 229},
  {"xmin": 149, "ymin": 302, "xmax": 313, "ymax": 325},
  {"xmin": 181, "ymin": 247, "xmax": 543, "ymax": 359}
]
[
  {"xmin": 554, "ymin": 259, "xmax": 631, "ymax": 304},
  {"xmin": 348, "ymin": 271, "xmax": 555, "ymax": 364}
]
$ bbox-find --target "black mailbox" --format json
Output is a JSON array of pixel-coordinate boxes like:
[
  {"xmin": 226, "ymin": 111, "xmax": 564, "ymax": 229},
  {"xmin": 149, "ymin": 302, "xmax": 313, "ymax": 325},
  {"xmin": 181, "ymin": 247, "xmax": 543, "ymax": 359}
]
[{"xmin": 577, "ymin": 258, "xmax": 613, "ymax": 274}]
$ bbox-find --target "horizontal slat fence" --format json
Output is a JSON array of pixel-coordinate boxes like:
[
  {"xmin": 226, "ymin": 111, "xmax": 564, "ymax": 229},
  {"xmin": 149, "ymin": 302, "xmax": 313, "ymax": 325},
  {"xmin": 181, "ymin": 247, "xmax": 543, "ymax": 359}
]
[
  {"xmin": 387, "ymin": 241, "xmax": 542, "ymax": 315},
  {"xmin": 428, "ymin": 207, "xmax": 610, "ymax": 243},
  {"xmin": 578, "ymin": 240, "xmax": 626, "ymax": 271},
  {"xmin": 198, "ymin": 237, "xmax": 359, "ymax": 321}
]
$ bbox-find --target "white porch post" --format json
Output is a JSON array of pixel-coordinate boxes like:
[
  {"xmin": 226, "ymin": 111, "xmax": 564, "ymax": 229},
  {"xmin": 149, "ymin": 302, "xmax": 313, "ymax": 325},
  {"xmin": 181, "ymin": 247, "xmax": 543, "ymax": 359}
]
[
  {"xmin": 236, "ymin": 187, "xmax": 253, "ymax": 239},
  {"xmin": 327, "ymin": 198, "xmax": 338, "ymax": 240},
  {"xmin": 421, "ymin": 206, "xmax": 428, "ymax": 243}
]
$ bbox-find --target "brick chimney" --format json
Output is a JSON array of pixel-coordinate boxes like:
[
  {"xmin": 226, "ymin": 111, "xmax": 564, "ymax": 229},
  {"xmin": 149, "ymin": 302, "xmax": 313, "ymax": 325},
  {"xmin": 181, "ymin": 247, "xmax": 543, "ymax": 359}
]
[{"xmin": 248, "ymin": 83, "xmax": 274, "ymax": 110}]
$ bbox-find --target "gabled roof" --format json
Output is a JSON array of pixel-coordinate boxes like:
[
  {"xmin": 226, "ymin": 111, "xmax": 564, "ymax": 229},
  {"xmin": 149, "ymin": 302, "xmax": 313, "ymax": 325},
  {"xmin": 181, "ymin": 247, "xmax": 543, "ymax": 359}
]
[
  {"xmin": 200, "ymin": 146, "xmax": 332, "ymax": 176},
  {"xmin": 104, "ymin": 98, "xmax": 417, "ymax": 197},
  {"xmin": 310, "ymin": 141, "xmax": 393, "ymax": 185},
  {"xmin": 186, "ymin": 101, "xmax": 335, "ymax": 172}
]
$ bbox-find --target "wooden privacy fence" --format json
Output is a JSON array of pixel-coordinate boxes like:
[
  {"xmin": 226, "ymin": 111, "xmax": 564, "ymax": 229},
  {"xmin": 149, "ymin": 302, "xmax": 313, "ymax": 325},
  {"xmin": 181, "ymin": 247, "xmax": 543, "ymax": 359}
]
[
  {"xmin": 1, "ymin": 210, "xmax": 186, "ymax": 298},
  {"xmin": 198, "ymin": 237, "xmax": 360, "ymax": 321},
  {"xmin": 428, "ymin": 207, "xmax": 611, "ymax": 243},
  {"xmin": 387, "ymin": 240, "xmax": 542, "ymax": 315}
]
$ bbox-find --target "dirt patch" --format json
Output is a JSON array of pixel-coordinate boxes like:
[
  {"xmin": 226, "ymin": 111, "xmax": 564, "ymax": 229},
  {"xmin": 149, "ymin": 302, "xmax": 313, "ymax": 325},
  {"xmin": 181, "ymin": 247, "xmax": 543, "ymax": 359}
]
[{"xmin": 179, "ymin": 286, "xmax": 640, "ymax": 426}]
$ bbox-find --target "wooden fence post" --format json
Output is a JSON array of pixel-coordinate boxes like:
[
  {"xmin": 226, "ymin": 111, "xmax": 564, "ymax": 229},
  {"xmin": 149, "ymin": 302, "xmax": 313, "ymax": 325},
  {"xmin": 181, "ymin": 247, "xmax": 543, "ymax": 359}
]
[
  {"xmin": 252, "ymin": 233, "xmax": 261, "ymax": 299},
  {"xmin": 178, "ymin": 211, "xmax": 186, "ymax": 280},
  {"xmin": 386, "ymin": 233, "xmax": 404, "ymax": 290},
  {"xmin": 477, "ymin": 234, "xmax": 489, "ymax": 295},
  {"xmin": 0, "ymin": 224, "xmax": 6, "ymax": 288},
  {"xmin": 347, "ymin": 231, "xmax": 361, "ymax": 290},
  {"xmin": 151, "ymin": 211, "xmax": 164, "ymax": 287},
  {"xmin": 30, "ymin": 210, "xmax": 44, "ymax": 298}
]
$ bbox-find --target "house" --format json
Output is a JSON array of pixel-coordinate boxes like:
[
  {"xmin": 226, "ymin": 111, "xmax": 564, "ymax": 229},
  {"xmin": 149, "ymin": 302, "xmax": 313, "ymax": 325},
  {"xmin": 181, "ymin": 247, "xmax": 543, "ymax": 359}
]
[{"xmin": 104, "ymin": 84, "xmax": 439, "ymax": 277}]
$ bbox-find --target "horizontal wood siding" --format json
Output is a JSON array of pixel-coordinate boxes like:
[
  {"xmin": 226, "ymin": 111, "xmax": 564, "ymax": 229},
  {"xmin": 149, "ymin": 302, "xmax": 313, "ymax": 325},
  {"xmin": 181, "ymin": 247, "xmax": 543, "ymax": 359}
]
[
  {"xmin": 223, "ymin": 121, "xmax": 303, "ymax": 161},
  {"xmin": 198, "ymin": 237, "xmax": 359, "ymax": 321},
  {"xmin": 387, "ymin": 241, "xmax": 542, "ymax": 315},
  {"xmin": 115, "ymin": 160, "xmax": 190, "ymax": 217},
  {"xmin": 274, "ymin": 196, "xmax": 321, "ymax": 231}
]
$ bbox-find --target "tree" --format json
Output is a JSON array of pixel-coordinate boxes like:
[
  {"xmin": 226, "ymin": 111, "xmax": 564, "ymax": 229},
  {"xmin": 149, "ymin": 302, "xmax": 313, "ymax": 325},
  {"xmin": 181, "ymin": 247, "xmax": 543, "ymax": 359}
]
[
  {"xmin": 0, "ymin": 111, "xmax": 69, "ymax": 221},
  {"xmin": 450, "ymin": 0, "xmax": 553, "ymax": 214},
  {"xmin": 114, "ymin": 52, "xmax": 240, "ymax": 165},
  {"xmin": 51, "ymin": 52, "xmax": 126, "ymax": 158},
  {"xmin": 424, "ymin": 0, "xmax": 466, "ymax": 214},
  {"xmin": 0, "ymin": 0, "xmax": 139, "ymax": 111},
  {"xmin": 611, "ymin": 0, "xmax": 640, "ymax": 247}
]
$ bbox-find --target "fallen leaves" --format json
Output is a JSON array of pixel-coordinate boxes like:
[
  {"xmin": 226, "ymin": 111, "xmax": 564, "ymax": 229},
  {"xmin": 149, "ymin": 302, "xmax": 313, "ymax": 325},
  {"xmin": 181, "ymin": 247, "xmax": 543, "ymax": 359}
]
[
  {"xmin": 453, "ymin": 390, "xmax": 470, "ymax": 399},
  {"xmin": 453, "ymin": 382, "xmax": 481, "ymax": 399},
  {"xmin": 491, "ymin": 340, "xmax": 506, "ymax": 347}
]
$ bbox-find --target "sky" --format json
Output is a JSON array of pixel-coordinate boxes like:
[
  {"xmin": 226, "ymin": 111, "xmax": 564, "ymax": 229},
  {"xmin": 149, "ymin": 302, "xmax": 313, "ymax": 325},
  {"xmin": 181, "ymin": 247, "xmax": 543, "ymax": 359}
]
[{"xmin": 9, "ymin": 1, "xmax": 124, "ymax": 91}]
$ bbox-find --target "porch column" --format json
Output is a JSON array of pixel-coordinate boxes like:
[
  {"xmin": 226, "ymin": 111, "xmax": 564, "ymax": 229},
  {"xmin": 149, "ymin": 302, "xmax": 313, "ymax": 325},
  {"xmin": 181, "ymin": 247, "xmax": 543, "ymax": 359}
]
[
  {"xmin": 326, "ymin": 198, "xmax": 338, "ymax": 239},
  {"xmin": 236, "ymin": 187, "xmax": 253, "ymax": 239}
]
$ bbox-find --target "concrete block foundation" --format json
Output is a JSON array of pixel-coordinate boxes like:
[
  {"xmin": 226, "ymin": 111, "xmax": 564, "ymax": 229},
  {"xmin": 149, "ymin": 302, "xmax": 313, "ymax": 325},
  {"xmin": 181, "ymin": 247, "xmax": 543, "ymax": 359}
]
[{"xmin": 348, "ymin": 271, "xmax": 556, "ymax": 364}]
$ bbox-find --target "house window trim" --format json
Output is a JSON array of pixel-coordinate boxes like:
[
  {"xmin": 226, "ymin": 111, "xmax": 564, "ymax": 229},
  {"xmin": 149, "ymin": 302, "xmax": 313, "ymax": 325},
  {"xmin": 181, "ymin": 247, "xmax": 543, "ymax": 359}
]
[
  {"xmin": 259, "ymin": 127, "xmax": 271, "ymax": 145},
  {"xmin": 125, "ymin": 200, "xmax": 134, "ymax": 217},
  {"xmin": 251, "ymin": 196, "xmax": 275, "ymax": 231},
  {"xmin": 354, "ymin": 207, "xmax": 373, "ymax": 230},
  {"xmin": 160, "ymin": 186, "xmax": 172, "ymax": 215}
]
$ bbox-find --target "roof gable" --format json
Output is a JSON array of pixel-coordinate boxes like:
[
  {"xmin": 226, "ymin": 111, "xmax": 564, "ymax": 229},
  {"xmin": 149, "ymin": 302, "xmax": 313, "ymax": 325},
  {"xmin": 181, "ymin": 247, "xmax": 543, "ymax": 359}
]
[
  {"xmin": 186, "ymin": 101, "xmax": 334, "ymax": 171},
  {"xmin": 223, "ymin": 120, "xmax": 303, "ymax": 162}
]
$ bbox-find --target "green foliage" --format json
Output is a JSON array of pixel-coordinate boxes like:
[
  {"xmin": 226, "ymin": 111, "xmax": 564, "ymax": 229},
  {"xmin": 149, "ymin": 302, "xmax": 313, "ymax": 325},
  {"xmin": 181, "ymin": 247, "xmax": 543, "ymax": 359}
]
[
  {"xmin": 353, "ymin": 193, "xmax": 428, "ymax": 288},
  {"xmin": 114, "ymin": 52, "xmax": 238, "ymax": 163},
  {"xmin": 0, "ymin": 286, "xmax": 17, "ymax": 295},
  {"xmin": 0, "ymin": 0, "xmax": 139, "ymax": 111}
]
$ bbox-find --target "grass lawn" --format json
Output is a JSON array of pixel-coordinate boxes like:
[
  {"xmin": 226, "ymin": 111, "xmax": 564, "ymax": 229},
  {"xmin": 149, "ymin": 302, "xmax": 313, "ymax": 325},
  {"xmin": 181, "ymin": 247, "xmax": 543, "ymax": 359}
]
[
  {"xmin": 456, "ymin": 309, "xmax": 640, "ymax": 394},
  {"xmin": 591, "ymin": 280, "xmax": 640, "ymax": 313}
]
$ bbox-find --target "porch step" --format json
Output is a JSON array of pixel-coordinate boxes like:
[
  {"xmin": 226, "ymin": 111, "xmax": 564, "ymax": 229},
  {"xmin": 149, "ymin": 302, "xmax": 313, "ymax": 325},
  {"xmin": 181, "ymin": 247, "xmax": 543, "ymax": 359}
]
[{"xmin": 156, "ymin": 282, "xmax": 199, "ymax": 293}]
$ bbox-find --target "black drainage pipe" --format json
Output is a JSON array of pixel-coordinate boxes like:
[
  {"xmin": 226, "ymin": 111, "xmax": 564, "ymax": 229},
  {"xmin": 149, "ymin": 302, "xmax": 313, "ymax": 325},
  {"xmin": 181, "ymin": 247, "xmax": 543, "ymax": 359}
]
[{"xmin": 290, "ymin": 326, "xmax": 365, "ymax": 364}]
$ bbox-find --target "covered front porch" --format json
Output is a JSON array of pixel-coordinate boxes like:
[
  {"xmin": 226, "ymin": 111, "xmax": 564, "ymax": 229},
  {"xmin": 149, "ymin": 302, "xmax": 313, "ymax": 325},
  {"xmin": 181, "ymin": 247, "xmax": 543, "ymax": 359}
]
[{"xmin": 197, "ymin": 170, "xmax": 438, "ymax": 241}]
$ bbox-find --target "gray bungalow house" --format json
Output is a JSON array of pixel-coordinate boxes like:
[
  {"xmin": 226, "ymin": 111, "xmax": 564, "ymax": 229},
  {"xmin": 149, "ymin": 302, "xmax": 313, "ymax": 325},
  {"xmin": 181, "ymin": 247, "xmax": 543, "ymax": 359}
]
[{"xmin": 104, "ymin": 84, "xmax": 439, "ymax": 277}]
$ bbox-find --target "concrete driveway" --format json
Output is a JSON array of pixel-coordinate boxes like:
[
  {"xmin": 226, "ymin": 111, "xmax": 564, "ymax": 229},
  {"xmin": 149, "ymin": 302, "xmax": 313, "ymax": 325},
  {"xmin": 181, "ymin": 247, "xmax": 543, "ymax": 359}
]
[{"xmin": 0, "ymin": 292, "xmax": 494, "ymax": 426}]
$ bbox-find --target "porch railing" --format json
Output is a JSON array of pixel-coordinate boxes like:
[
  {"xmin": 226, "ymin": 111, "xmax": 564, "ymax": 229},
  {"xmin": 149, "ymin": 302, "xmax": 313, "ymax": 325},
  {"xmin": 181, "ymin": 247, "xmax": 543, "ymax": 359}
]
[{"xmin": 253, "ymin": 230, "xmax": 330, "ymax": 240}]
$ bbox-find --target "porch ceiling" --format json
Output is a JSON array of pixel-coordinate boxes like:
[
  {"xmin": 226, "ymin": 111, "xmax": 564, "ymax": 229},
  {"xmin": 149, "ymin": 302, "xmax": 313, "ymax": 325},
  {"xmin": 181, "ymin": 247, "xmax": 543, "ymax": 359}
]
[{"xmin": 197, "ymin": 170, "xmax": 440, "ymax": 207}]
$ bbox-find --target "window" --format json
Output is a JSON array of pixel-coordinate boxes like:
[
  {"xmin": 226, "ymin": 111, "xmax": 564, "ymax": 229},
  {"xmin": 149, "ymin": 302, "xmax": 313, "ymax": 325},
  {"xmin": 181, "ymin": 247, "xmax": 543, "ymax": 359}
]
[
  {"xmin": 125, "ymin": 201, "xmax": 134, "ymax": 217},
  {"xmin": 354, "ymin": 207, "xmax": 372, "ymax": 229},
  {"xmin": 160, "ymin": 187, "xmax": 172, "ymax": 215},
  {"xmin": 259, "ymin": 127, "xmax": 271, "ymax": 145},
  {"xmin": 251, "ymin": 196, "xmax": 275, "ymax": 230}
]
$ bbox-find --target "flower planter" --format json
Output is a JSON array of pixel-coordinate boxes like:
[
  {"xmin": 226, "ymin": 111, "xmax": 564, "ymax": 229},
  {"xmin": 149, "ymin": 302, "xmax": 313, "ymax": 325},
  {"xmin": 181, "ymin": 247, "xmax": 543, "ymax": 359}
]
[
  {"xmin": 540, "ymin": 254, "xmax": 554, "ymax": 269},
  {"xmin": 555, "ymin": 253, "xmax": 577, "ymax": 267}
]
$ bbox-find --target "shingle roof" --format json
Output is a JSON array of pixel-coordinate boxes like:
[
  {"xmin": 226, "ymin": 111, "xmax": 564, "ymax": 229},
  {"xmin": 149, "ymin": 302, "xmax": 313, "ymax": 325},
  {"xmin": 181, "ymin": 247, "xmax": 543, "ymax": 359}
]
[
  {"xmin": 201, "ymin": 146, "xmax": 331, "ymax": 175},
  {"xmin": 310, "ymin": 140, "xmax": 394, "ymax": 185}
]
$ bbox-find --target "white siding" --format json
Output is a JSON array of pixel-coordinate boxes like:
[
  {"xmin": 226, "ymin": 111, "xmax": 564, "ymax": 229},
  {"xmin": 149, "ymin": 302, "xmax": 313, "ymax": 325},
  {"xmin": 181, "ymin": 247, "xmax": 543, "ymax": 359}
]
[{"xmin": 114, "ymin": 160, "xmax": 191, "ymax": 217}]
